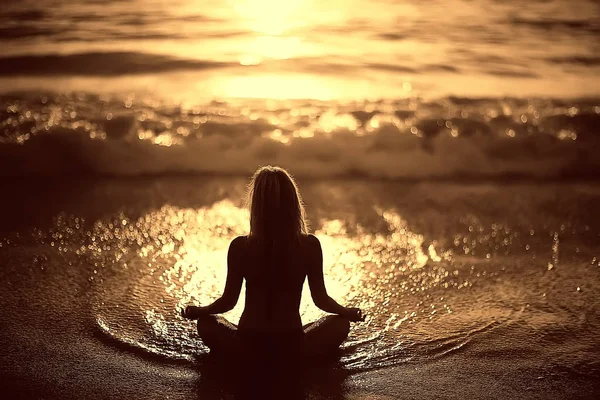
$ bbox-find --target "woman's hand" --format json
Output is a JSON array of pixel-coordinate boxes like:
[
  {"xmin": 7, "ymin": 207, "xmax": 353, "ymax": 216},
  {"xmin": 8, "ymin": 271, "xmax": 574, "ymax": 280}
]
[
  {"xmin": 181, "ymin": 305, "xmax": 205, "ymax": 319},
  {"xmin": 345, "ymin": 307, "xmax": 365, "ymax": 322}
]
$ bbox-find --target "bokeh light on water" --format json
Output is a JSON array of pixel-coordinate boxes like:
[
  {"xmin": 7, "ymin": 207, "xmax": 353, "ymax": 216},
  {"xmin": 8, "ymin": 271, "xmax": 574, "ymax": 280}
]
[
  {"xmin": 1, "ymin": 181, "xmax": 598, "ymax": 378},
  {"xmin": 85, "ymin": 198, "xmax": 477, "ymax": 369}
]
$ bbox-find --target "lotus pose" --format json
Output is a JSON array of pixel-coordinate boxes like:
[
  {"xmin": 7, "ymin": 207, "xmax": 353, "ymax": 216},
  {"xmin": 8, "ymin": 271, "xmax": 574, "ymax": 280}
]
[{"xmin": 181, "ymin": 166, "xmax": 364, "ymax": 363}]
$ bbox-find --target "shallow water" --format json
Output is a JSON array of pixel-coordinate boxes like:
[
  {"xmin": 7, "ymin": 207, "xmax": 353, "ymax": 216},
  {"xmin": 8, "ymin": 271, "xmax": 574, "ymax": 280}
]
[{"xmin": 1, "ymin": 179, "xmax": 599, "ymax": 391}]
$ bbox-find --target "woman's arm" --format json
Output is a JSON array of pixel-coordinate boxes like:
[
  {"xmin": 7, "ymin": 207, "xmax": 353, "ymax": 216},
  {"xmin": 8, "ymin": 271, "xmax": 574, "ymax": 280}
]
[
  {"xmin": 306, "ymin": 234, "xmax": 363, "ymax": 321},
  {"xmin": 182, "ymin": 236, "xmax": 244, "ymax": 318}
]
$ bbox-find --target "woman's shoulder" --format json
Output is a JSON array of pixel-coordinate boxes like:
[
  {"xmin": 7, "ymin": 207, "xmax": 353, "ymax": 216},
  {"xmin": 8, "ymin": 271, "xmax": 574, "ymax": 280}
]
[
  {"xmin": 300, "ymin": 233, "xmax": 321, "ymax": 248},
  {"xmin": 232, "ymin": 234, "xmax": 320, "ymax": 251},
  {"xmin": 230, "ymin": 235, "xmax": 248, "ymax": 246},
  {"xmin": 229, "ymin": 235, "xmax": 249, "ymax": 252}
]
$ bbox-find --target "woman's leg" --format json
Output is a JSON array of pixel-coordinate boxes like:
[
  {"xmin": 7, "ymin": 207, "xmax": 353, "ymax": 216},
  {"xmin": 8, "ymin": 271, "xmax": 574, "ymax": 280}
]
[
  {"xmin": 196, "ymin": 314, "xmax": 238, "ymax": 356},
  {"xmin": 303, "ymin": 315, "xmax": 350, "ymax": 359}
]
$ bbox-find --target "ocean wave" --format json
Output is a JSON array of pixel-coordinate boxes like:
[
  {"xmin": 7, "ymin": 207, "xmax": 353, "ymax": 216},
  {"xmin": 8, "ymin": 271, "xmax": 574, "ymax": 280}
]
[
  {"xmin": 0, "ymin": 51, "xmax": 462, "ymax": 79},
  {"xmin": 0, "ymin": 52, "xmax": 235, "ymax": 77},
  {"xmin": 0, "ymin": 25, "xmax": 67, "ymax": 40},
  {"xmin": 509, "ymin": 17, "xmax": 600, "ymax": 35},
  {"xmin": 546, "ymin": 56, "xmax": 600, "ymax": 66},
  {"xmin": 1, "ymin": 92, "xmax": 599, "ymax": 179}
]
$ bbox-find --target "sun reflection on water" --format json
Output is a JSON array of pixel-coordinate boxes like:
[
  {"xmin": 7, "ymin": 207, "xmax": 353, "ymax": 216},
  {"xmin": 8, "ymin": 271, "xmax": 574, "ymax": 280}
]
[
  {"xmin": 232, "ymin": 0, "xmax": 311, "ymax": 35},
  {"xmin": 141, "ymin": 200, "xmax": 443, "ymax": 325},
  {"xmin": 92, "ymin": 198, "xmax": 478, "ymax": 368},
  {"xmin": 2, "ymin": 180, "xmax": 597, "ymax": 377}
]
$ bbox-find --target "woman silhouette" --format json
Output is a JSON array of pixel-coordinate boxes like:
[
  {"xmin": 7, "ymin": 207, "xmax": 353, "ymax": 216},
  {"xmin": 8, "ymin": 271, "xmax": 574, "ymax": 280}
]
[{"xmin": 181, "ymin": 166, "xmax": 363, "ymax": 366}]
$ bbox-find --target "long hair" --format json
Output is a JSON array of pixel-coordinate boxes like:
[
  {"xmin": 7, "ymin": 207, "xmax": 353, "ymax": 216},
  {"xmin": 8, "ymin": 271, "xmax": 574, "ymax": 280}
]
[{"xmin": 247, "ymin": 166, "xmax": 308, "ymax": 244}]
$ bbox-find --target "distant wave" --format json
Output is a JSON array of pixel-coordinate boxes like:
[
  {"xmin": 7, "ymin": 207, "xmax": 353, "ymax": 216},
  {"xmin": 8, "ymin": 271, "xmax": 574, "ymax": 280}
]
[
  {"xmin": 0, "ymin": 25, "xmax": 67, "ymax": 39},
  {"xmin": 509, "ymin": 17, "xmax": 600, "ymax": 34},
  {"xmin": 510, "ymin": 18, "xmax": 600, "ymax": 34},
  {"xmin": 0, "ymin": 52, "xmax": 462, "ymax": 78},
  {"xmin": 1, "ymin": 92, "xmax": 599, "ymax": 180},
  {"xmin": 0, "ymin": 52, "xmax": 236, "ymax": 77},
  {"xmin": 0, "ymin": 9, "xmax": 46, "ymax": 22},
  {"xmin": 546, "ymin": 56, "xmax": 600, "ymax": 66}
]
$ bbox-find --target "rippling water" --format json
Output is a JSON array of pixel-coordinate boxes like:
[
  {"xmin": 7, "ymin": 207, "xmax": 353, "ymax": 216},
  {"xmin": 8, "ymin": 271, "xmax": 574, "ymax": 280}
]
[
  {"xmin": 1, "ymin": 180, "xmax": 599, "ymax": 381},
  {"xmin": 1, "ymin": 0, "xmax": 599, "ymax": 181},
  {"xmin": 1, "ymin": 0, "xmax": 599, "ymax": 98}
]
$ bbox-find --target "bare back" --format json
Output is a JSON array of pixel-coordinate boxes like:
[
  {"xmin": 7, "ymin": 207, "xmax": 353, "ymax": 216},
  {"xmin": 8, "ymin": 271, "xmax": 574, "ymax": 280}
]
[{"xmin": 230, "ymin": 234, "xmax": 320, "ymax": 334}]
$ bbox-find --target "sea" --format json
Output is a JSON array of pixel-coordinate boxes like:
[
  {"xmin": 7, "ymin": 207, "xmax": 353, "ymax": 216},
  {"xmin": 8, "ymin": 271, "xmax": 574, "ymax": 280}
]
[{"xmin": 0, "ymin": 0, "xmax": 599, "ymax": 399}]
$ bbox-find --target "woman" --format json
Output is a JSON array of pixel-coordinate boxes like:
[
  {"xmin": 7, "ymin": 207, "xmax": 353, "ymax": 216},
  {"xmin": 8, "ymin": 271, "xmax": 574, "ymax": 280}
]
[{"xmin": 181, "ymin": 166, "xmax": 364, "ymax": 364}]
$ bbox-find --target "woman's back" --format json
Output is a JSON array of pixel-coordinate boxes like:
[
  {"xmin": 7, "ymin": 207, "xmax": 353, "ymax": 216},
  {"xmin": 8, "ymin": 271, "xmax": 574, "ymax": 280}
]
[
  {"xmin": 181, "ymin": 166, "xmax": 361, "ymax": 372},
  {"xmin": 235, "ymin": 234, "xmax": 317, "ymax": 334}
]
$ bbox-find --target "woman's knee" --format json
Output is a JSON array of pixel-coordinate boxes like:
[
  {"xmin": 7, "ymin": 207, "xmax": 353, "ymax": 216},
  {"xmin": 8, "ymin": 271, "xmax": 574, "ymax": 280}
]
[
  {"xmin": 317, "ymin": 315, "xmax": 350, "ymax": 338},
  {"xmin": 304, "ymin": 315, "xmax": 350, "ymax": 358},
  {"xmin": 196, "ymin": 314, "xmax": 219, "ymax": 336},
  {"xmin": 330, "ymin": 315, "xmax": 350, "ymax": 336}
]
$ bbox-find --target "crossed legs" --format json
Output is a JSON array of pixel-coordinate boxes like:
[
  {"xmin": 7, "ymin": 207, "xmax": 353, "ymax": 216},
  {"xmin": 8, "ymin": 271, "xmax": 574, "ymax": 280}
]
[{"xmin": 196, "ymin": 314, "xmax": 350, "ymax": 359}]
